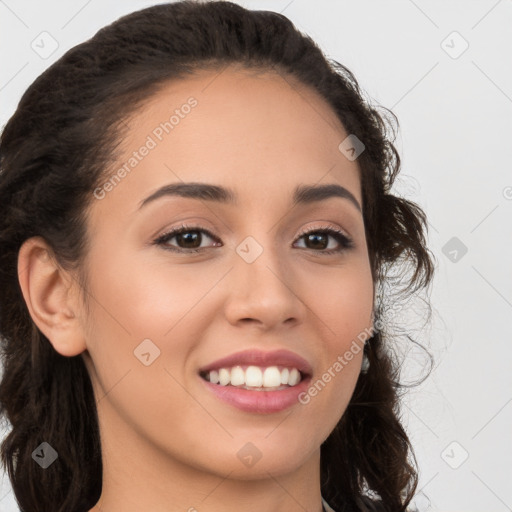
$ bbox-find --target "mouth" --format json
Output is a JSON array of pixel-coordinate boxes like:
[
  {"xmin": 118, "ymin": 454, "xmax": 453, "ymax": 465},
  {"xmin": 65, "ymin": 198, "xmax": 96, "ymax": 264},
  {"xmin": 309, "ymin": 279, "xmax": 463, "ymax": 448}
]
[
  {"xmin": 198, "ymin": 349, "xmax": 312, "ymax": 413},
  {"xmin": 199, "ymin": 365, "xmax": 306, "ymax": 391}
]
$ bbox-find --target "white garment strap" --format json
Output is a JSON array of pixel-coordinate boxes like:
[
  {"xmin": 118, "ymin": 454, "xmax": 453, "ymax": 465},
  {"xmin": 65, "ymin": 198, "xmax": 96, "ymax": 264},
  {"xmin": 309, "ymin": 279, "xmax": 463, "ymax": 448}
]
[{"xmin": 322, "ymin": 496, "xmax": 337, "ymax": 512}]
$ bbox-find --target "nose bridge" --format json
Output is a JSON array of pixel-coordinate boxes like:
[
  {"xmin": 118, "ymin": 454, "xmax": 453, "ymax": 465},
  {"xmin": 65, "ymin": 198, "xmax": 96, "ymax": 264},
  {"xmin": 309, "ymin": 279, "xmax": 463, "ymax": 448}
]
[
  {"xmin": 224, "ymin": 231, "xmax": 304, "ymax": 327},
  {"xmin": 236, "ymin": 232, "xmax": 291, "ymax": 294}
]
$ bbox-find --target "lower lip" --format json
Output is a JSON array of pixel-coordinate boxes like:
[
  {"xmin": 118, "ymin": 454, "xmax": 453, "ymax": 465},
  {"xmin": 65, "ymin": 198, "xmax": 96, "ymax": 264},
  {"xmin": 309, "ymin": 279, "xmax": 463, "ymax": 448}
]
[{"xmin": 200, "ymin": 376, "xmax": 311, "ymax": 413}]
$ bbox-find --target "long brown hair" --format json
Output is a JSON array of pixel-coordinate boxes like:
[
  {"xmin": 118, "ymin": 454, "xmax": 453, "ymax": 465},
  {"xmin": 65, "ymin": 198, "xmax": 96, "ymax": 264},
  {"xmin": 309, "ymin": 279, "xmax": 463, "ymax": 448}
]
[{"xmin": 0, "ymin": 2, "xmax": 434, "ymax": 511}]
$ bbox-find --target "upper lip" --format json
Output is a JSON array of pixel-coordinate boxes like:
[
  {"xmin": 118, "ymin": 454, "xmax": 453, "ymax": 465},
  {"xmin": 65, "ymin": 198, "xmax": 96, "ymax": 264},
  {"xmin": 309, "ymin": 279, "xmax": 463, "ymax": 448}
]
[{"xmin": 199, "ymin": 349, "xmax": 313, "ymax": 376}]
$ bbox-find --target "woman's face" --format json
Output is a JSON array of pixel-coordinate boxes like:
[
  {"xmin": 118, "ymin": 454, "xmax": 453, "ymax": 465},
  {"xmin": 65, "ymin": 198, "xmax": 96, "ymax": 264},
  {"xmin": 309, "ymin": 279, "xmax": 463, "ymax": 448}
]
[{"xmin": 79, "ymin": 66, "xmax": 374, "ymax": 479}]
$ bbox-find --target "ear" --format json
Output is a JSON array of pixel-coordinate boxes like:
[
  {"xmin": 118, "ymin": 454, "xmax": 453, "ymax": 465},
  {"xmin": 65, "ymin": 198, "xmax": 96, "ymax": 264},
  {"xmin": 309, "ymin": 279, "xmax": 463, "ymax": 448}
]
[{"xmin": 17, "ymin": 236, "xmax": 87, "ymax": 357}]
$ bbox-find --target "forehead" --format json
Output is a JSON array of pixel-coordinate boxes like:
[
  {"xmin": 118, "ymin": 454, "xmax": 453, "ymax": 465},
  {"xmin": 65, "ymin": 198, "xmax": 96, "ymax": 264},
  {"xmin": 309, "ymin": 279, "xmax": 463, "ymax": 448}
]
[{"xmin": 92, "ymin": 66, "xmax": 362, "ymax": 217}]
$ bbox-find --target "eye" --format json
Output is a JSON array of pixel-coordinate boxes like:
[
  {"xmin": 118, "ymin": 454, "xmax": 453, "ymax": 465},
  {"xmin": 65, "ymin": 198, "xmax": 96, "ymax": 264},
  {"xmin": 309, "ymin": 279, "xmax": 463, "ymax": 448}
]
[
  {"xmin": 293, "ymin": 226, "xmax": 354, "ymax": 255},
  {"xmin": 153, "ymin": 224, "xmax": 221, "ymax": 253},
  {"xmin": 153, "ymin": 223, "xmax": 354, "ymax": 255}
]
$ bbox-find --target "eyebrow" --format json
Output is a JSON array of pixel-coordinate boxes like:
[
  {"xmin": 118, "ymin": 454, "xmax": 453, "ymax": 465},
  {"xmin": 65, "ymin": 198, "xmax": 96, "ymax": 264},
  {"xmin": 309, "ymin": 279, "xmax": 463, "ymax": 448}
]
[{"xmin": 139, "ymin": 182, "xmax": 361, "ymax": 212}]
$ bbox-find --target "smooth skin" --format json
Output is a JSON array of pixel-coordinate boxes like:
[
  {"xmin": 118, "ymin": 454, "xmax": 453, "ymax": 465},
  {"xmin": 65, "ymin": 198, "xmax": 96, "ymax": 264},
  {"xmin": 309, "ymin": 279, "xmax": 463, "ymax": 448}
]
[{"xmin": 18, "ymin": 65, "xmax": 374, "ymax": 512}]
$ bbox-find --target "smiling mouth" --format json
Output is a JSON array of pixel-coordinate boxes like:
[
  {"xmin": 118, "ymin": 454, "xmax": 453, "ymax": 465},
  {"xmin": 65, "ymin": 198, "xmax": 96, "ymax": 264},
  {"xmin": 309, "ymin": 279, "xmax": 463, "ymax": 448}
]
[{"xmin": 199, "ymin": 365, "xmax": 306, "ymax": 391}]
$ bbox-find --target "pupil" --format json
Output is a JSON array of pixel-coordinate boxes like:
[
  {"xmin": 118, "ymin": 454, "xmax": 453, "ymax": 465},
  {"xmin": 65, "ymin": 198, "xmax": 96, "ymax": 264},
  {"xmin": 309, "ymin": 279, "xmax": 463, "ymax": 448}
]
[
  {"xmin": 178, "ymin": 232, "xmax": 200, "ymax": 248},
  {"xmin": 307, "ymin": 233, "xmax": 327, "ymax": 249}
]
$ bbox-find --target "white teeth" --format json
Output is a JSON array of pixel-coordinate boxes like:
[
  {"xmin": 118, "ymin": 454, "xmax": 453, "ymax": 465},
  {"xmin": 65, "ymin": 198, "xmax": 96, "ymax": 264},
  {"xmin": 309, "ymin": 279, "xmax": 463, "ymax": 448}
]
[
  {"xmin": 205, "ymin": 365, "xmax": 303, "ymax": 388},
  {"xmin": 209, "ymin": 369, "xmax": 219, "ymax": 385},
  {"xmin": 230, "ymin": 366, "xmax": 245, "ymax": 386},
  {"xmin": 288, "ymin": 368, "xmax": 301, "ymax": 386},
  {"xmin": 245, "ymin": 366, "xmax": 263, "ymax": 387},
  {"xmin": 263, "ymin": 367, "xmax": 282, "ymax": 387},
  {"xmin": 218, "ymin": 368, "xmax": 230, "ymax": 386}
]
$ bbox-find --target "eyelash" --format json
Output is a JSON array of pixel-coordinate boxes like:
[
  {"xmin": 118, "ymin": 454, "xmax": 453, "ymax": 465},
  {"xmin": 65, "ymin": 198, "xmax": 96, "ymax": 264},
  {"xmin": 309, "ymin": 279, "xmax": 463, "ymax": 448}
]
[{"xmin": 153, "ymin": 223, "xmax": 354, "ymax": 255}]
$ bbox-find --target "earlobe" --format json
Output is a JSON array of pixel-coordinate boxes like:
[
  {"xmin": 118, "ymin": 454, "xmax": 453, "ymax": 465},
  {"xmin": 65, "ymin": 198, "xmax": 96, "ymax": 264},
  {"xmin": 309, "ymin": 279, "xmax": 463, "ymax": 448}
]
[{"xmin": 17, "ymin": 236, "xmax": 87, "ymax": 357}]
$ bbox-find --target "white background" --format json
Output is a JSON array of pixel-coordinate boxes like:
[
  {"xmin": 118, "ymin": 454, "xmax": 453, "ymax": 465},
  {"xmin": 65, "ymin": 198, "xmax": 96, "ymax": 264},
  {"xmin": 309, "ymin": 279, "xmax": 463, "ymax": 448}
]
[{"xmin": 1, "ymin": 1, "xmax": 511, "ymax": 511}]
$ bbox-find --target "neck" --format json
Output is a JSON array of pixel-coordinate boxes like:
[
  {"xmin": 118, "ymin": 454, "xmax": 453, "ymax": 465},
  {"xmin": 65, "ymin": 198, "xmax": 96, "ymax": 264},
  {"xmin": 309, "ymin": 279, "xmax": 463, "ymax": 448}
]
[{"xmin": 90, "ymin": 464, "xmax": 325, "ymax": 512}]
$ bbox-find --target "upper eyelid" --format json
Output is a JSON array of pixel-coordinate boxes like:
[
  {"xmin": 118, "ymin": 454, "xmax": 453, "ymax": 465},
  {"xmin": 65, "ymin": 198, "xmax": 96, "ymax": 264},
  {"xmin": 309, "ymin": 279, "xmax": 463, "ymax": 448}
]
[
  {"xmin": 295, "ymin": 224, "xmax": 349, "ymax": 238},
  {"xmin": 154, "ymin": 223, "xmax": 352, "ymax": 247},
  {"xmin": 156, "ymin": 225, "xmax": 219, "ymax": 241},
  {"xmin": 153, "ymin": 225, "xmax": 219, "ymax": 249}
]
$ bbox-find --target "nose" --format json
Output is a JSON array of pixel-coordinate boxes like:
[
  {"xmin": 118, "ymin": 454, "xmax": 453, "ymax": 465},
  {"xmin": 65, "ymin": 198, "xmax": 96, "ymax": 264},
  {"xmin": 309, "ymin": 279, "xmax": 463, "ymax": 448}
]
[{"xmin": 223, "ymin": 236, "xmax": 307, "ymax": 331}]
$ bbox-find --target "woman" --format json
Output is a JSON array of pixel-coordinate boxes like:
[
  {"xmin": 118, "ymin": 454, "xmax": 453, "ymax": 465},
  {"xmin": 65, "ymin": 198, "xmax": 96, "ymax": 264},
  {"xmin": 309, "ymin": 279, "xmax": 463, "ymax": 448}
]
[{"xmin": 0, "ymin": 2, "xmax": 434, "ymax": 511}]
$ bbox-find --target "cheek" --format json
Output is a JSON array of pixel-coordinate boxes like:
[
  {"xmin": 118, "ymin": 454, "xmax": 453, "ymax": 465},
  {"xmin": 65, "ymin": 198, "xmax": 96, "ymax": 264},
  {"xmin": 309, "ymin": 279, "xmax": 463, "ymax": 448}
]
[
  {"xmin": 80, "ymin": 250, "xmax": 230, "ymax": 407},
  {"xmin": 297, "ymin": 261, "xmax": 373, "ymax": 411},
  {"xmin": 85, "ymin": 249, "xmax": 219, "ymax": 339},
  {"xmin": 80, "ymin": 254, "xmax": 215, "ymax": 446},
  {"xmin": 306, "ymin": 259, "xmax": 374, "ymax": 343}
]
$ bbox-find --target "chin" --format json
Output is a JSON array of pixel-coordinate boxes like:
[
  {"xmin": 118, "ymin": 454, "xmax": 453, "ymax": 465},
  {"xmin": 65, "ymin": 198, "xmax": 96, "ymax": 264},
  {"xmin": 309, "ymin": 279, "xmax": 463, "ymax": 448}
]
[{"xmin": 198, "ymin": 437, "xmax": 317, "ymax": 480}]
